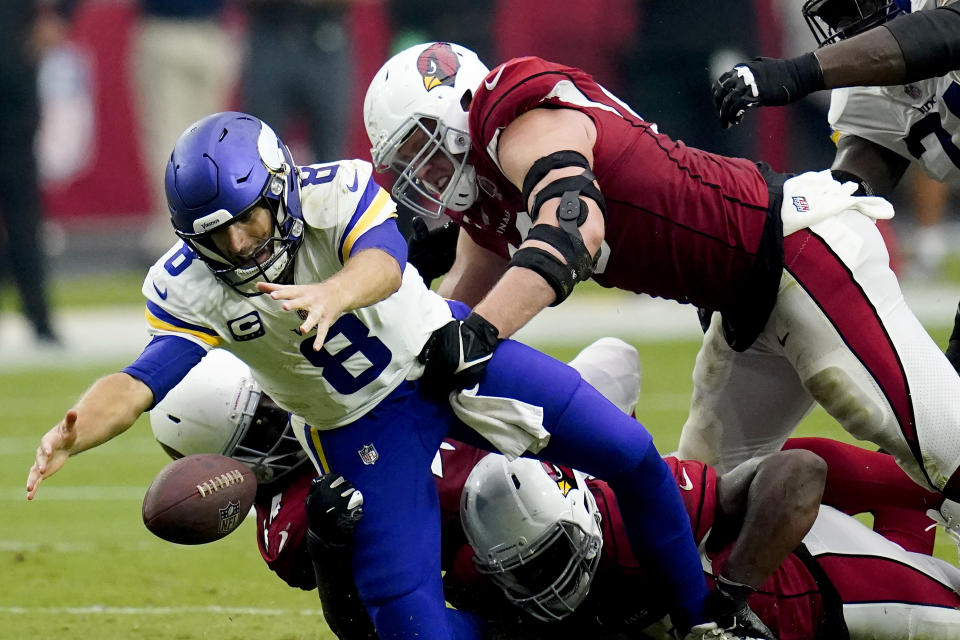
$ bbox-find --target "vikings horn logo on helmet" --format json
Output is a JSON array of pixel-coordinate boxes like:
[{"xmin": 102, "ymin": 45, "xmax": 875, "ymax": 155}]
[{"xmin": 417, "ymin": 42, "xmax": 461, "ymax": 92}]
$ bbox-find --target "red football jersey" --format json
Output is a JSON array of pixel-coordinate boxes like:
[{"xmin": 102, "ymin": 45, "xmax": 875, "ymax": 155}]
[
  {"xmin": 256, "ymin": 444, "xmax": 821, "ymax": 637},
  {"xmin": 460, "ymin": 56, "xmax": 774, "ymax": 312},
  {"xmin": 441, "ymin": 452, "xmax": 824, "ymax": 638}
]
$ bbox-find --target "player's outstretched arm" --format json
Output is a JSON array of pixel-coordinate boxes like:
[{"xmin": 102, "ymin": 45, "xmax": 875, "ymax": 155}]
[
  {"xmin": 701, "ymin": 449, "xmax": 826, "ymax": 639},
  {"xmin": 715, "ymin": 449, "xmax": 826, "ymax": 587},
  {"xmin": 26, "ymin": 372, "xmax": 154, "ymax": 500},
  {"xmin": 713, "ymin": 6, "xmax": 960, "ymax": 127},
  {"xmin": 473, "ymin": 106, "xmax": 605, "ymax": 339}
]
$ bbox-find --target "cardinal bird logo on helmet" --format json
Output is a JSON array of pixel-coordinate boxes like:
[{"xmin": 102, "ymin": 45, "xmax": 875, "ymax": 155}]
[{"xmin": 417, "ymin": 42, "xmax": 461, "ymax": 92}]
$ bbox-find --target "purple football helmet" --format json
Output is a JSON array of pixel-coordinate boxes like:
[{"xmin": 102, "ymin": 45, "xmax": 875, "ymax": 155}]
[{"xmin": 165, "ymin": 111, "xmax": 304, "ymax": 296}]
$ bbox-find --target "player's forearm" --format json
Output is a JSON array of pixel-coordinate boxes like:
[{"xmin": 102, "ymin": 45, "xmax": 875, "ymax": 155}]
[
  {"xmin": 722, "ymin": 450, "xmax": 825, "ymax": 588},
  {"xmin": 816, "ymin": 7, "xmax": 960, "ymax": 88},
  {"xmin": 70, "ymin": 373, "xmax": 153, "ymax": 454},
  {"xmin": 832, "ymin": 134, "xmax": 910, "ymax": 197},
  {"xmin": 307, "ymin": 532, "xmax": 379, "ymax": 640},
  {"xmin": 336, "ymin": 248, "xmax": 402, "ymax": 311},
  {"xmin": 814, "ymin": 25, "xmax": 906, "ymax": 88},
  {"xmin": 473, "ymin": 267, "xmax": 555, "ymax": 338},
  {"xmin": 437, "ymin": 231, "xmax": 509, "ymax": 306}
]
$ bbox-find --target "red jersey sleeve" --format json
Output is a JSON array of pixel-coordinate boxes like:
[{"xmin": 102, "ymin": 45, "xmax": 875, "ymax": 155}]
[
  {"xmin": 663, "ymin": 457, "xmax": 719, "ymax": 542},
  {"xmin": 587, "ymin": 457, "xmax": 718, "ymax": 573},
  {"xmin": 466, "ymin": 57, "xmax": 775, "ymax": 316},
  {"xmin": 253, "ymin": 467, "xmax": 316, "ymax": 590}
]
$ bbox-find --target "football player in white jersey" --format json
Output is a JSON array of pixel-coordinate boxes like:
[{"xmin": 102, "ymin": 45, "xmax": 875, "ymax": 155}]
[
  {"xmin": 25, "ymin": 112, "xmax": 746, "ymax": 640},
  {"xmin": 711, "ymin": 0, "xmax": 960, "ymax": 368}
]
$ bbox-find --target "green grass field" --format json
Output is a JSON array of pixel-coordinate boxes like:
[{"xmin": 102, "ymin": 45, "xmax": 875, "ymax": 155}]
[{"xmin": 2, "ymin": 287, "xmax": 956, "ymax": 638}]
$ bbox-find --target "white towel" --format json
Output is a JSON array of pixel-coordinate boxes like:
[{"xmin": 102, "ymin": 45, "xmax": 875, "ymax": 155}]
[{"xmin": 449, "ymin": 385, "xmax": 551, "ymax": 460}]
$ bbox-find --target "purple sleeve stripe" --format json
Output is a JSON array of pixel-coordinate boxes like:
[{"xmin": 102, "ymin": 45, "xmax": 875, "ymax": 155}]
[
  {"xmin": 146, "ymin": 300, "xmax": 218, "ymax": 337},
  {"xmin": 348, "ymin": 218, "xmax": 408, "ymax": 273}
]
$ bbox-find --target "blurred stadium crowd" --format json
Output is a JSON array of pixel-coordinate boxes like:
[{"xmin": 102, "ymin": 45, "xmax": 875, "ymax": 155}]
[{"xmin": 2, "ymin": 0, "xmax": 958, "ymax": 348}]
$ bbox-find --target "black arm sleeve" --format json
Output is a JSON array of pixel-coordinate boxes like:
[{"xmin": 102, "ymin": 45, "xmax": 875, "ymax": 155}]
[
  {"xmin": 884, "ymin": 6, "xmax": 960, "ymax": 82},
  {"xmin": 306, "ymin": 531, "xmax": 379, "ymax": 640}
]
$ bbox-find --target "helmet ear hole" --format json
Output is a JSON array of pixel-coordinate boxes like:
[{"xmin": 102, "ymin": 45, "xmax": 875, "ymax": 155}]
[
  {"xmin": 460, "ymin": 89, "xmax": 473, "ymax": 112},
  {"xmin": 158, "ymin": 442, "xmax": 185, "ymax": 460}
]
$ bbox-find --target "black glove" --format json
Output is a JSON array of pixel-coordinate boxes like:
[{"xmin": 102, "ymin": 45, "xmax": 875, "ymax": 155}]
[
  {"xmin": 305, "ymin": 474, "xmax": 364, "ymax": 549},
  {"xmin": 407, "ymin": 216, "xmax": 460, "ymax": 285},
  {"xmin": 704, "ymin": 581, "xmax": 777, "ymax": 640},
  {"xmin": 419, "ymin": 311, "xmax": 501, "ymax": 395},
  {"xmin": 712, "ymin": 52, "xmax": 824, "ymax": 128}
]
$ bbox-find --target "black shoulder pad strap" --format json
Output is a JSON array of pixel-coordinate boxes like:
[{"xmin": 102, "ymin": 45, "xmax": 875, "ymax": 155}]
[{"xmin": 521, "ymin": 150, "xmax": 592, "ymax": 207}]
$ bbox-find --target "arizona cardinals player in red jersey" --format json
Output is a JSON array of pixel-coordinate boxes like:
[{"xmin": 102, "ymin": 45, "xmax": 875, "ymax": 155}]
[
  {"xmin": 450, "ymin": 439, "xmax": 960, "ymax": 640},
  {"xmin": 362, "ymin": 42, "xmax": 960, "ymax": 506},
  {"xmin": 152, "ymin": 367, "xmax": 960, "ymax": 640},
  {"xmin": 152, "ymin": 341, "xmax": 960, "ymax": 640}
]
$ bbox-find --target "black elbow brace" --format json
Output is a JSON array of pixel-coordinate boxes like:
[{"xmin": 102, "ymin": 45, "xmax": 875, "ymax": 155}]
[
  {"xmin": 884, "ymin": 6, "xmax": 960, "ymax": 83},
  {"xmin": 510, "ymin": 223, "xmax": 599, "ymax": 305},
  {"xmin": 521, "ymin": 150, "xmax": 607, "ymax": 224},
  {"xmin": 513, "ymin": 150, "xmax": 604, "ymax": 305}
]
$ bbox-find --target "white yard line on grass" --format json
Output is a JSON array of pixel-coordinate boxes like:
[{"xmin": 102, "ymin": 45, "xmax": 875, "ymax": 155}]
[
  {"xmin": 0, "ymin": 486, "xmax": 145, "ymax": 501},
  {"xmin": 0, "ymin": 540, "xmax": 153, "ymax": 552},
  {"xmin": 0, "ymin": 605, "xmax": 324, "ymax": 616}
]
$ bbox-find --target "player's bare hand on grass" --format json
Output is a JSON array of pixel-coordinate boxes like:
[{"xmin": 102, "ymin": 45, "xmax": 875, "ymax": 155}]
[
  {"xmin": 258, "ymin": 281, "xmax": 342, "ymax": 350},
  {"xmin": 27, "ymin": 409, "xmax": 79, "ymax": 500}
]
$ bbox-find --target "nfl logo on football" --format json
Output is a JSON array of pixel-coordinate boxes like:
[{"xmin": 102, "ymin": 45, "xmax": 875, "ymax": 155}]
[
  {"xmin": 218, "ymin": 500, "xmax": 242, "ymax": 534},
  {"xmin": 358, "ymin": 443, "xmax": 379, "ymax": 466},
  {"xmin": 791, "ymin": 196, "xmax": 810, "ymax": 212}
]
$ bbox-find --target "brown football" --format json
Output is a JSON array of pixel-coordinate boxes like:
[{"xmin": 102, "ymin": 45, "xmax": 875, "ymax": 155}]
[{"xmin": 142, "ymin": 454, "xmax": 257, "ymax": 545}]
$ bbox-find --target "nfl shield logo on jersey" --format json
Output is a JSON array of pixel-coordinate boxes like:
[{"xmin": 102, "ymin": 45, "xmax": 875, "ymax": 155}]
[
  {"xmin": 218, "ymin": 500, "xmax": 242, "ymax": 534},
  {"xmin": 358, "ymin": 443, "xmax": 379, "ymax": 465},
  {"xmin": 791, "ymin": 196, "xmax": 810, "ymax": 212}
]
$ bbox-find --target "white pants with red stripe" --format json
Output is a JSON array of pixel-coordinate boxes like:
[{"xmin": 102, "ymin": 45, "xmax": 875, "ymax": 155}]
[
  {"xmin": 807, "ymin": 506, "xmax": 960, "ymax": 639},
  {"xmin": 679, "ymin": 210, "xmax": 960, "ymax": 493}
]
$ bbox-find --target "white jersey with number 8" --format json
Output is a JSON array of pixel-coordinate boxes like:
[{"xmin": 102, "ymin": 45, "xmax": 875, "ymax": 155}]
[{"xmin": 142, "ymin": 158, "xmax": 452, "ymax": 429}]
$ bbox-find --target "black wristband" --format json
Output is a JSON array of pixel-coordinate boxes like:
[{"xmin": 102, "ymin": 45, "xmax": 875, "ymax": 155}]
[
  {"xmin": 463, "ymin": 311, "xmax": 500, "ymax": 349},
  {"xmin": 716, "ymin": 574, "xmax": 756, "ymax": 603},
  {"xmin": 830, "ymin": 169, "xmax": 874, "ymax": 196},
  {"xmin": 789, "ymin": 51, "xmax": 825, "ymax": 98}
]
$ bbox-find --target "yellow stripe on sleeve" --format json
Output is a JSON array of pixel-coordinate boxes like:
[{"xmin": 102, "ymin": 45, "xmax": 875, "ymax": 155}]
[
  {"xmin": 340, "ymin": 188, "xmax": 397, "ymax": 263},
  {"xmin": 145, "ymin": 308, "xmax": 222, "ymax": 347},
  {"xmin": 309, "ymin": 427, "xmax": 331, "ymax": 474}
]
